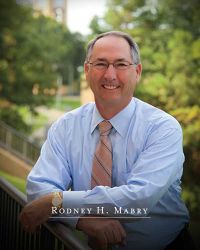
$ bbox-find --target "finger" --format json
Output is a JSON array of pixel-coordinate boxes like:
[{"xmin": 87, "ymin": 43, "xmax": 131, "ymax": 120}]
[
  {"xmin": 117, "ymin": 222, "xmax": 127, "ymax": 240},
  {"xmin": 104, "ymin": 226, "xmax": 116, "ymax": 244},
  {"xmin": 19, "ymin": 213, "xmax": 29, "ymax": 231},
  {"xmin": 110, "ymin": 222, "xmax": 126, "ymax": 245},
  {"xmin": 111, "ymin": 228, "xmax": 122, "ymax": 244},
  {"xmin": 97, "ymin": 231, "xmax": 108, "ymax": 250},
  {"xmin": 20, "ymin": 215, "xmax": 39, "ymax": 233},
  {"xmin": 110, "ymin": 227, "xmax": 124, "ymax": 245}
]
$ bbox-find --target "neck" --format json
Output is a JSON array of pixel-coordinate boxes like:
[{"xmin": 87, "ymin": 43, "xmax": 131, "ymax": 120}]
[{"xmin": 95, "ymin": 99, "xmax": 132, "ymax": 120}]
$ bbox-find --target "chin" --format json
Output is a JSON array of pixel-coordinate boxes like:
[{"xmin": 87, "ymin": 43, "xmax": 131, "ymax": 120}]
[{"xmin": 102, "ymin": 97, "xmax": 122, "ymax": 105}]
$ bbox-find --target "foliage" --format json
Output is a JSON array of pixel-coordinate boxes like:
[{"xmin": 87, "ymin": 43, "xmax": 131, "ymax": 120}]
[
  {"xmin": 89, "ymin": 0, "xmax": 200, "ymax": 223},
  {"xmin": 89, "ymin": 0, "xmax": 200, "ymax": 171},
  {"xmin": 0, "ymin": 106, "xmax": 31, "ymax": 133},
  {"xmin": 0, "ymin": 0, "xmax": 85, "ymax": 130},
  {"xmin": 182, "ymin": 185, "xmax": 200, "ymax": 219}
]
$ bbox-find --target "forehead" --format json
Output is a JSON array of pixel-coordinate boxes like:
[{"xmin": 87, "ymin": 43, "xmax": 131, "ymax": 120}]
[{"xmin": 90, "ymin": 35, "xmax": 132, "ymax": 61}]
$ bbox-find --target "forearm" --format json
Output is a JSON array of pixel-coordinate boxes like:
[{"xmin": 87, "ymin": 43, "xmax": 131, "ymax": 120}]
[{"xmin": 19, "ymin": 193, "xmax": 53, "ymax": 232}]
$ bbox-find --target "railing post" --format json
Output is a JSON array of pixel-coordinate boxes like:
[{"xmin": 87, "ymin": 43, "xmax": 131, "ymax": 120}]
[
  {"xmin": 0, "ymin": 177, "xmax": 91, "ymax": 250},
  {"xmin": 0, "ymin": 121, "xmax": 40, "ymax": 165},
  {"xmin": 23, "ymin": 140, "xmax": 27, "ymax": 161},
  {"xmin": 5, "ymin": 129, "xmax": 12, "ymax": 151}
]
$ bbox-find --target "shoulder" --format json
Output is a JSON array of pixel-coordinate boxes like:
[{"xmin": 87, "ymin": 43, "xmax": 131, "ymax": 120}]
[
  {"xmin": 49, "ymin": 102, "xmax": 95, "ymax": 134},
  {"xmin": 134, "ymin": 98, "xmax": 182, "ymax": 132}
]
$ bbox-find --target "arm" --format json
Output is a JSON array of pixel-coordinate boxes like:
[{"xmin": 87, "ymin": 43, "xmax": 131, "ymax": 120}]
[
  {"xmin": 19, "ymin": 117, "xmax": 126, "ymax": 248},
  {"xmin": 22, "ymin": 118, "xmax": 184, "ymax": 217},
  {"xmin": 61, "ymin": 120, "xmax": 184, "ymax": 216},
  {"xmin": 76, "ymin": 217, "xmax": 126, "ymax": 250},
  {"xmin": 26, "ymin": 120, "xmax": 72, "ymax": 202},
  {"xmin": 20, "ymin": 120, "xmax": 75, "ymax": 230},
  {"xmin": 20, "ymin": 118, "xmax": 184, "ymax": 247}
]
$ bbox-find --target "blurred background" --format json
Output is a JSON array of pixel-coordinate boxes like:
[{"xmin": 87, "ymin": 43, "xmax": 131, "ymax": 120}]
[{"xmin": 0, "ymin": 0, "xmax": 199, "ymax": 248}]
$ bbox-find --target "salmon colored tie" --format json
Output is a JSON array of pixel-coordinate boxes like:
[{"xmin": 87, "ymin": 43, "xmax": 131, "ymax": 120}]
[{"xmin": 91, "ymin": 120, "xmax": 113, "ymax": 188}]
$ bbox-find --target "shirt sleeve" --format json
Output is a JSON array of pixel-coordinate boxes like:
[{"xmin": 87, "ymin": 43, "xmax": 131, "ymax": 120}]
[
  {"xmin": 27, "ymin": 113, "xmax": 185, "ymax": 228},
  {"xmin": 26, "ymin": 119, "xmax": 78, "ymax": 228},
  {"xmin": 62, "ymin": 118, "xmax": 185, "ymax": 218}
]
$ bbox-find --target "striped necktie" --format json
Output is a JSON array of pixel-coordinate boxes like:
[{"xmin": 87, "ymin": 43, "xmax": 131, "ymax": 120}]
[{"xmin": 91, "ymin": 120, "xmax": 113, "ymax": 188}]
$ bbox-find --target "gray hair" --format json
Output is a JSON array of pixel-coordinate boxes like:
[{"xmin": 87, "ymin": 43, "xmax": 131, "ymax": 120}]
[{"xmin": 86, "ymin": 31, "xmax": 141, "ymax": 65}]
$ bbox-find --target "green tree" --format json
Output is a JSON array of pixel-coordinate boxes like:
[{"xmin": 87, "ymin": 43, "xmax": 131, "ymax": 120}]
[
  {"xmin": 89, "ymin": 0, "xmax": 200, "ymax": 226},
  {"xmin": 0, "ymin": 0, "xmax": 85, "ymax": 129}
]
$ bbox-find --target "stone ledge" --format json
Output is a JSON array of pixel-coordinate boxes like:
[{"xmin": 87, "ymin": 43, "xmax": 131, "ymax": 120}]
[{"xmin": 0, "ymin": 147, "xmax": 32, "ymax": 179}]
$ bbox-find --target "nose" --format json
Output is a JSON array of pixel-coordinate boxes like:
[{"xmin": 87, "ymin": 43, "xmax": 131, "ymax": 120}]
[{"xmin": 104, "ymin": 64, "xmax": 117, "ymax": 81}]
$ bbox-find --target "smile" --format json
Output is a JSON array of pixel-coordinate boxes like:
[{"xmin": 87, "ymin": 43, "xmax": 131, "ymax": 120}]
[{"xmin": 102, "ymin": 85, "xmax": 119, "ymax": 90}]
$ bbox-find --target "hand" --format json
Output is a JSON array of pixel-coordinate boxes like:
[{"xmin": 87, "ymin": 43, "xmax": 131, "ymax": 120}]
[
  {"xmin": 19, "ymin": 194, "xmax": 52, "ymax": 233},
  {"xmin": 77, "ymin": 217, "xmax": 126, "ymax": 250}
]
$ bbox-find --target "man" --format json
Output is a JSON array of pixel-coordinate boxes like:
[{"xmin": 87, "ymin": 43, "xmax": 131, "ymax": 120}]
[{"xmin": 20, "ymin": 31, "xmax": 191, "ymax": 250}]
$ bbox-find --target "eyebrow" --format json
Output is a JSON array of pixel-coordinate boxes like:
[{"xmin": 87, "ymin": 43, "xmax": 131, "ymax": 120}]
[{"xmin": 94, "ymin": 58, "xmax": 128, "ymax": 62}]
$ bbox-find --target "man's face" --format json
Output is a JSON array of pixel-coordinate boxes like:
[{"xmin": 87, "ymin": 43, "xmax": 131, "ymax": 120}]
[{"xmin": 84, "ymin": 35, "xmax": 142, "ymax": 109}]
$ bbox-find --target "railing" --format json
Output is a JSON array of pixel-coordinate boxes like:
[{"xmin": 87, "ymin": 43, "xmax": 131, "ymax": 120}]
[
  {"xmin": 0, "ymin": 176, "xmax": 91, "ymax": 250},
  {"xmin": 0, "ymin": 121, "xmax": 40, "ymax": 165}
]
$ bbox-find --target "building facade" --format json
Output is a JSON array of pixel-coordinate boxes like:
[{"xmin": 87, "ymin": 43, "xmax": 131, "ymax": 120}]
[{"xmin": 17, "ymin": 0, "xmax": 67, "ymax": 26}]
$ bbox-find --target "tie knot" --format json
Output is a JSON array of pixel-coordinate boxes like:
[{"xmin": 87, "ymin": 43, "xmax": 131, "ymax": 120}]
[{"xmin": 98, "ymin": 120, "xmax": 112, "ymax": 136}]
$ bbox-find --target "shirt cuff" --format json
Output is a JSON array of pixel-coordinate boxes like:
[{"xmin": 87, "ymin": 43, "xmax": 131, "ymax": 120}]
[
  {"xmin": 63, "ymin": 190, "xmax": 87, "ymax": 209},
  {"xmin": 61, "ymin": 190, "xmax": 88, "ymax": 228}
]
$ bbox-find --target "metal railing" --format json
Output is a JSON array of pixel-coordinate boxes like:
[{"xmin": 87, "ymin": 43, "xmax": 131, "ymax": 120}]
[
  {"xmin": 0, "ymin": 121, "xmax": 40, "ymax": 165},
  {"xmin": 0, "ymin": 176, "xmax": 91, "ymax": 250}
]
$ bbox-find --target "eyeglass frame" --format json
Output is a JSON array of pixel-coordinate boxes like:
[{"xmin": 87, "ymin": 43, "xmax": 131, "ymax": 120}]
[{"xmin": 87, "ymin": 60, "xmax": 137, "ymax": 71}]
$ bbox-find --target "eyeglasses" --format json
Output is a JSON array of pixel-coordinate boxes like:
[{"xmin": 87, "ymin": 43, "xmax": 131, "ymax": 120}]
[{"xmin": 88, "ymin": 60, "xmax": 136, "ymax": 71}]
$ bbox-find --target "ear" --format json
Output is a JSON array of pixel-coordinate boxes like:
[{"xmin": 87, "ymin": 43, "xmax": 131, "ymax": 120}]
[
  {"xmin": 135, "ymin": 63, "xmax": 142, "ymax": 82},
  {"xmin": 84, "ymin": 62, "xmax": 90, "ymax": 80}
]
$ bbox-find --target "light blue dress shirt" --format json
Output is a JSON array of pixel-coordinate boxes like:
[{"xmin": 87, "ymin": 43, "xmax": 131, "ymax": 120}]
[{"xmin": 27, "ymin": 98, "xmax": 189, "ymax": 250}]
